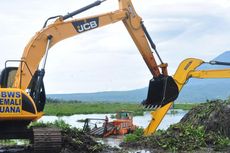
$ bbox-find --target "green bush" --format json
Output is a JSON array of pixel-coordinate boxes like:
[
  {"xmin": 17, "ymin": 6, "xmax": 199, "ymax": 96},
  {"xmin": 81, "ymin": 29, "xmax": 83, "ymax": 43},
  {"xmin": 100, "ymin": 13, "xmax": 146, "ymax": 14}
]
[
  {"xmin": 30, "ymin": 119, "xmax": 73, "ymax": 133},
  {"xmin": 124, "ymin": 128, "xmax": 144, "ymax": 143}
]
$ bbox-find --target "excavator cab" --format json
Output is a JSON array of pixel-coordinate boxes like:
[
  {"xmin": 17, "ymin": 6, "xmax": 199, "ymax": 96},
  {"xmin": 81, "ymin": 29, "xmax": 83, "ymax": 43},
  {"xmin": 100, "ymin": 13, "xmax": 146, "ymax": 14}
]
[
  {"xmin": 0, "ymin": 64, "xmax": 46, "ymax": 112},
  {"xmin": 116, "ymin": 111, "xmax": 133, "ymax": 120},
  {"xmin": 142, "ymin": 76, "xmax": 179, "ymax": 108},
  {"xmin": 0, "ymin": 67, "xmax": 18, "ymax": 88}
]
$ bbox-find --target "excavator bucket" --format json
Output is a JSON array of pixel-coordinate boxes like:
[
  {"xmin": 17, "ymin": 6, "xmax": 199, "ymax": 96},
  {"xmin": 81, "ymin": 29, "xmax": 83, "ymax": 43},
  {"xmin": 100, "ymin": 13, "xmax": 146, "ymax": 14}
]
[{"xmin": 142, "ymin": 76, "xmax": 179, "ymax": 108}]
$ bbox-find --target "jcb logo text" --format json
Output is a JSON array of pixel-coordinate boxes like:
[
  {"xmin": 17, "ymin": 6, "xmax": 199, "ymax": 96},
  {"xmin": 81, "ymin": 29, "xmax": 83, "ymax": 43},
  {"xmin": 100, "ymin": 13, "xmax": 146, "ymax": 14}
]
[{"xmin": 72, "ymin": 18, "xmax": 99, "ymax": 33}]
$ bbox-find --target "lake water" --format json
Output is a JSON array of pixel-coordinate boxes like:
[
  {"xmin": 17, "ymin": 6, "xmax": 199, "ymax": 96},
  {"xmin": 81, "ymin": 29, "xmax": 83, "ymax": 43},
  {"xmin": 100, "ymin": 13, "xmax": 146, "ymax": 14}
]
[
  {"xmin": 38, "ymin": 109, "xmax": 187, "ymax": 147},
  {"xmin": 38, "ymin": 109, "xmax": 186, "ymax": 130}
]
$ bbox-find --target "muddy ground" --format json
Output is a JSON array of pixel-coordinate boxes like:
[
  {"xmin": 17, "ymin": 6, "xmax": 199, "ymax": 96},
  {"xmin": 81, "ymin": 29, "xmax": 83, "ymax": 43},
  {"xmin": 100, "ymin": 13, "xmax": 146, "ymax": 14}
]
[{"xmin": 0, "ymin": 131, "xmax": 119, "ymax": 153}]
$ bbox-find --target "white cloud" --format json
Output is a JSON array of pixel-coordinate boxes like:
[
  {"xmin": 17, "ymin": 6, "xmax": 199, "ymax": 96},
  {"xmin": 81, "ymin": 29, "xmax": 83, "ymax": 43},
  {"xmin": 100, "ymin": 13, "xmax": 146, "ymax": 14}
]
[{"xmin": 0, "ymin": 0, "xmax": 230, "ymax": 93}]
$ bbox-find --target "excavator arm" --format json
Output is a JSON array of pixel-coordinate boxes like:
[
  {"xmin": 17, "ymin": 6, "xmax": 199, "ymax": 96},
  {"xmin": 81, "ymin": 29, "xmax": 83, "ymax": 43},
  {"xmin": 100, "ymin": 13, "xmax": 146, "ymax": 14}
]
[
  {"xmin": 13, "ymin": 6, "xmax": 127, "ymax": 90},
  {"xmin": 144, "ymin": 58, "xmax": 230, "ymax": 135},
  {"xmin": 10, "ymin": 0, "xmax": 179, "ymax": 110}
]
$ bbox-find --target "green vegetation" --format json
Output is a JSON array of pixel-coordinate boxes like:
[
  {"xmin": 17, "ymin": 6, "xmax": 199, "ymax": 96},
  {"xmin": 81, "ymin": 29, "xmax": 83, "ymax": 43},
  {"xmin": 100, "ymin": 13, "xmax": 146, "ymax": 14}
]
[
  {"xmin": 44, "ymin": 98, "xmax": 196, "ymax": 116},
  {"xmin": 124, "ymin": 128, "xmax": 144, "ymax": 142},
  {"xmin": 0, "ymin": 140, "xmax": 18, "ymax": 146},
  {"xmin": 159, "ymin": 124, "xmax": 230, "ymax": 151},
  {"xmin": 0, "ymin": 139, "xmax": 30, "ymax": 146},
  {"xmin": 30, "ymin": 119, "xmax": 72, "ymax": 132},
  {"xmin": 122, "ymin": 100, "xmax": 230, "ymax": 152},
  {"xmin": 124, "ymin": 124, "xmax": 230, "ymax": 152},
  {"xmin": 173, "ymin": 103, "xmax": 198, "ymax": 110},
  {"xmin": 44, "ymin": 99, "xmax": 145, "ymax": 116}
]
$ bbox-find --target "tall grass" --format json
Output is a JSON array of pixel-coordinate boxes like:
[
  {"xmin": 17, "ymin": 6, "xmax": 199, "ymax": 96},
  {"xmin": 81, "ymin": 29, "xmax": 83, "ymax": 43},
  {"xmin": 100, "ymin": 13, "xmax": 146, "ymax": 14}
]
[
  {"xmin": 44, "ymin": 98, "xmax": 196, "ymax": 116},
  {"xmin": 44, "ymin": 100, "xmax": 144, "ymax": 116}
]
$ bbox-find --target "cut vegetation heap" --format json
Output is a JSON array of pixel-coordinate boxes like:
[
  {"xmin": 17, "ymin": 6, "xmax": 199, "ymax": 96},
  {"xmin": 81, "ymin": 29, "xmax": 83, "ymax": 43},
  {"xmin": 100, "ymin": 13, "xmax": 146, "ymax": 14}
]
[
  {"xmin": 30, "ymin": 120, "xmax": 108, "ymax": 153},
  {"xmin": 121, "ymin": 100, "xmax": 230, "ymax": 152},
  {"xmin": 181, "ymin": 99, "xmax": 230, "ymax": 138}
]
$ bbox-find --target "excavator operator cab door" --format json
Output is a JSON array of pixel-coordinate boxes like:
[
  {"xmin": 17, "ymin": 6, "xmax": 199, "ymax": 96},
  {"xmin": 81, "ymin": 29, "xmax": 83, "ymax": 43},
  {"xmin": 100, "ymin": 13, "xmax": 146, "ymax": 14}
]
[{"xmin": 0, "ymin": 67, "xmax": 18, "ymax": 88}]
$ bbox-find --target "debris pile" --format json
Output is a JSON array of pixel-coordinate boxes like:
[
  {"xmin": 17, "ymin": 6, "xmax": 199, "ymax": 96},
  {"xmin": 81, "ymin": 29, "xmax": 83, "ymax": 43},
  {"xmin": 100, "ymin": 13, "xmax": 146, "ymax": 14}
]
[
  {"xmin": 0, "ymin": 120, "xmax": 120, "ymax": 153},
  {"xmin": 181, "ymin": 100, "xmax": 230, "ymax": 137},
  {"xmin": 31, "ymin": 120, "xmax": 114, "ymax": 153},
  {"xmin": 121, "ymin": 100, "xmax": 230, "ymax": 152},
  {"xmin": 61, "ymin": 128, "xmax": 103, "ymax": 153}
]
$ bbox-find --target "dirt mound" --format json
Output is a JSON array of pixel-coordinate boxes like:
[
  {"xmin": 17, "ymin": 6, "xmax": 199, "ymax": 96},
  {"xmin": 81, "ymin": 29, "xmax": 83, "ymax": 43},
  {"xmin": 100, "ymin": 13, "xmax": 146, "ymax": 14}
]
[
  {"xmin": 30, "ymin": 120, "xmax": 118, "ymax": 153},
  {"xmin": 121, "ymin": 100, "xmax": 230, "ymax": 152},
  {"xmin": 60, "ymin": 127, "xmax": 121, "ymax": 153},
  {"xmin": 61, "ymin": 129, "xmax": 103, "ymax": 153},
  {"xmin": 0, "ymin": 129, "xmax": 118, "ymax": 153},
  {"xmin": 181, "ymin": 100, "xmax": 230, "ymax": 137},
  {"xmin": 0, "ymin": 119, "xmax": 121, "ymax": 153}
]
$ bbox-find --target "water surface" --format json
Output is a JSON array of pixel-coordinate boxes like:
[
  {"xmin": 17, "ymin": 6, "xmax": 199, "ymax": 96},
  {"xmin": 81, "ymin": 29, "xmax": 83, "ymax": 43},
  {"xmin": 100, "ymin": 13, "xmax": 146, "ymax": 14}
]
[
  {"xmin": 39, "ymin": 109, "xmax": 186, "ymax": 130},
  {"xmin": 38, "ymin": 109, "xmax": 187, "ymax": 147}
]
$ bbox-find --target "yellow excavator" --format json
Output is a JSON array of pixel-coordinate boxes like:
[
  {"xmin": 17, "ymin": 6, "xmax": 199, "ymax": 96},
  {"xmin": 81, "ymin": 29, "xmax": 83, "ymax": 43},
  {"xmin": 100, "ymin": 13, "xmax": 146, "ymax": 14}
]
[
  {"xmin": 0, "ymin": 0, "xmax": 230, "ymax": 151},
  {"xmin": 144, "ymin": 58, "xmax": 230, "ymax": 135}
]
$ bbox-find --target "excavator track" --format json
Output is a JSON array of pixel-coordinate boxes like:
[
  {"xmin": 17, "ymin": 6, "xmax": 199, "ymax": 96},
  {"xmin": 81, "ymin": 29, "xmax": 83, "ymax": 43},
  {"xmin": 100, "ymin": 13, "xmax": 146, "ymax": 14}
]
[{"xmin": 33, "ymin": 127, "xmax": 62, "ymax": 153}]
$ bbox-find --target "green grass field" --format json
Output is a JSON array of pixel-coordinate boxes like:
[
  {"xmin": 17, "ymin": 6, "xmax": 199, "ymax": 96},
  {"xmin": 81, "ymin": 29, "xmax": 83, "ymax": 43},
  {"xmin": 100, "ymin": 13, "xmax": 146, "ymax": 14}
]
[
  {"xmin": 44, "ymin": 99, "xmax": 197, "ymax": 116},
  {"xmin": 44, "ymin": 101, "xmax": 144, "ymax": 116}
]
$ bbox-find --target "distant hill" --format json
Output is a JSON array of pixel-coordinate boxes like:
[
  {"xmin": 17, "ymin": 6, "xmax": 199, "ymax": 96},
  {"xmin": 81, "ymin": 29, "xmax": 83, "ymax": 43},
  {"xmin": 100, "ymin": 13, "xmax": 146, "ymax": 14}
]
[
  {"xmin": 177, "ymin": 51, "xmax": 230, "ymax": 102},
  {"xmin": 48, "ymin": 88, "xmax": 147, "ymax": 103},
  {"xmin": 48, "ymin": 51, "xmax": 230, "ymax": 103}
]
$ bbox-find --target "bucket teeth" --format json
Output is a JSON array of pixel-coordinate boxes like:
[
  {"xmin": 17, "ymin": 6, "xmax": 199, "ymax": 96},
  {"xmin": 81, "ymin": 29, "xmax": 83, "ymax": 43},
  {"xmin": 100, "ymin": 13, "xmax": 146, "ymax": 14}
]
[{"xmin": 142, "ymin": 76, "xmax": 179, "ymax": 109}]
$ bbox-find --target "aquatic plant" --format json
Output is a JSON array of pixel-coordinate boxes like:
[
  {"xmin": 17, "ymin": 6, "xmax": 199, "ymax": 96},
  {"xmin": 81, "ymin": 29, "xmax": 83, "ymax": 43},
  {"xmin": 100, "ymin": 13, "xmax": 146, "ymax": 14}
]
[{"xmin": 121, "ymin": 100, "xmax": 230, "ymax": 152}]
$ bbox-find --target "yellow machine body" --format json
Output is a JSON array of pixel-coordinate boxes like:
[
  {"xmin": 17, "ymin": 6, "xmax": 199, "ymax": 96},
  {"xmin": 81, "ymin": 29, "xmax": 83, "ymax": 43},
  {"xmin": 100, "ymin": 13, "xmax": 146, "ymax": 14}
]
[{"xmin": 0, "ymin": 88, "xmax": 43, "ymax": 121}]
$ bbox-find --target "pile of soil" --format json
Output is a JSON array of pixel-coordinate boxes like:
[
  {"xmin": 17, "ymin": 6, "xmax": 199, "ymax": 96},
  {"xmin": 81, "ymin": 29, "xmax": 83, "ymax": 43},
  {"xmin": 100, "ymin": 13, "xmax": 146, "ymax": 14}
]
[
  {"xmin": 181, "ymin": 100, "xmax": 230, "ymax": 137},
  {"xmin": 121, "ymin": 100, "xmax": 230, "ymax": 152},
  {"xmin": 61, "ymin": 128, "xmax": 103, "ymax": 153},
  {"xmin": 60, "ymin": 128, "xmax": 119, "ymax": 153},
  {"xmin": 0, "ymin": 129, "xmax": 119, "ymax": 153}
]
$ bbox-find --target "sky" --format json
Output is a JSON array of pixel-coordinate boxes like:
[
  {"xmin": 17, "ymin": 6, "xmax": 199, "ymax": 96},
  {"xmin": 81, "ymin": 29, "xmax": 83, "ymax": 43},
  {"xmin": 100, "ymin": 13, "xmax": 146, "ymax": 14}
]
[{"xmin": 0, "ymin": 0, "xmax": 230, "ymax": 94}]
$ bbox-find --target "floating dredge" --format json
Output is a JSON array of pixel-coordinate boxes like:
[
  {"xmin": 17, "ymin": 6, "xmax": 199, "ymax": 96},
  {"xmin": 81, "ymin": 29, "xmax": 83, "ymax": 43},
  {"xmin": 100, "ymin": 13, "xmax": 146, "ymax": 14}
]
[{"xmin": 83, "ymin": 111, "xmax": 137, "ymax": 137}]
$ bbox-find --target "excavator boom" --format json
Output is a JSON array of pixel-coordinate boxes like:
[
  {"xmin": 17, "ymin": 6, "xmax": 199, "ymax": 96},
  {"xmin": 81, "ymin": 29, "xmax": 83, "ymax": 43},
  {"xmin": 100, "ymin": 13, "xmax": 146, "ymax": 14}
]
[
  {"xmin": 11, "ymin": 0, "xmax": 178, "ymax": 109},
  {"xmin": 144, "ymin": 58, "xmax": 230, "ymax": 135}
]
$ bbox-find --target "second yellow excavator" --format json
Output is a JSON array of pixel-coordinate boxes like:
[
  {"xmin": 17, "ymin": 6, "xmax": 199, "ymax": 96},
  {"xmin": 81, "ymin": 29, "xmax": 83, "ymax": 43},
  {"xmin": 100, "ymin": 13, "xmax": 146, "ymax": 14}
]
[
  {"xmin": 144, "ymin": 58, "xmax": 230, "ymax": 135},
  {"xmin": 0, "ymin": 0, "xmax": 230, "ymax": 151}
]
